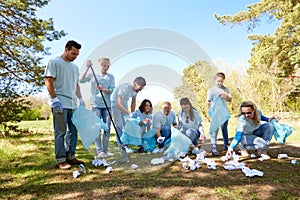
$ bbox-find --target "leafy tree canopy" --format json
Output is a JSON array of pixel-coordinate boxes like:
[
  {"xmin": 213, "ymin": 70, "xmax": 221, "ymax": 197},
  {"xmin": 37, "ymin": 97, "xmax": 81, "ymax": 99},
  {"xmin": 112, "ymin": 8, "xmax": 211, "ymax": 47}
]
[
  {"xmin": 0, "ymin": 0, "xmax": 66, "ymax": 123},
  {"xmin": 215, "ymin": 0, "xmax": 300, "ymax": 112}
]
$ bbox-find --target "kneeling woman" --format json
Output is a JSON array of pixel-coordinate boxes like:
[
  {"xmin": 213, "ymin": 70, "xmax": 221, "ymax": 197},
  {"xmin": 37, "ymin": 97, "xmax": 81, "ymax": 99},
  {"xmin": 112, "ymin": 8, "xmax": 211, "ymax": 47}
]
[
  {"xmin": 177, "ymin": 97, "xmax": 205, "ymax": 150},
  {"xmin": 227, "ymin": 101, "xmax": 276, "ymax": 157}
]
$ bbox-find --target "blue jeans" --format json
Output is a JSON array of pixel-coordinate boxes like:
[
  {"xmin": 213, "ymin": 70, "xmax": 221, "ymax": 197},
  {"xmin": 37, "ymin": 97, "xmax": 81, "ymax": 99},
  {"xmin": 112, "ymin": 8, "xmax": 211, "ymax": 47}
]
[
  {"xmin": 111, "ymin": 106, "xmax": 126, "ymax": 147},
  {"xmin": 182, "ymin": 128, "xmax": 200, "ymax": 146},
  {"xmin": 241, "ymin": 122, "xmax": 274, "ymax": 150},
  {"xmin": 93, "ymin": 107, "xmax": 111, "ymax": 154},
  {"xmin": 156, "ymin": 125, "xmax": 171, "ymax": 148},
  {"xmin": 211, "ymin": 120, "xmax": 229, "ymax": 149},
  {"xmin": 52, "ymin": 108, "xmax": 78, "ymax": 164}
]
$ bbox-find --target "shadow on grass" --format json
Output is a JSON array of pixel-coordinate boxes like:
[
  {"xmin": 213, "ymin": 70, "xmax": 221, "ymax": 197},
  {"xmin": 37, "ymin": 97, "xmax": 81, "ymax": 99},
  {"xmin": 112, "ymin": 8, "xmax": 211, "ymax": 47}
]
[{"xmin": 0, "ymin": 133, "xmax": 300, "ymax": 199}]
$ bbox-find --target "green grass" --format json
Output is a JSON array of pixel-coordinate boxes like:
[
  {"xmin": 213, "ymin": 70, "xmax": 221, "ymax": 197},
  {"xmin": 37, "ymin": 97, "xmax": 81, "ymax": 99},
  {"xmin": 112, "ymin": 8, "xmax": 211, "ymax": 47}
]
[{"xmin": 0, "ymin": 119, "xmax": 299, "ymax": 199}]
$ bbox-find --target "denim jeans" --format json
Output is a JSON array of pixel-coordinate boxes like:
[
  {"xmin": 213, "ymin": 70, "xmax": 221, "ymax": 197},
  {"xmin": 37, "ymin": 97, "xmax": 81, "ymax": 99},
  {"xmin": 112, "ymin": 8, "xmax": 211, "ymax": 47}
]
[
  {"xmin": 111, "ymin": 106, "xmax": 126, "ymax": 147},
  {"xmin": 93, "ymin": 107, "xmax": 111, "ymax": 153},
  {"xmin": 211, "ymin": 120, "xmax": 229, "ymax": 149},
  {"xmin": 241, "ymin": 122, "xmax": 274, "ymax": 150},
  {"xmin": 182, "ymin": 128, "xmax": 200, "ymax": 146},
  {"xmin": 156, "ymin": 125, "xmax": 171, "ymax": 148},
  {"xmin": 52, "ymin": 108, "xmax": 78, "ymax": 164}
]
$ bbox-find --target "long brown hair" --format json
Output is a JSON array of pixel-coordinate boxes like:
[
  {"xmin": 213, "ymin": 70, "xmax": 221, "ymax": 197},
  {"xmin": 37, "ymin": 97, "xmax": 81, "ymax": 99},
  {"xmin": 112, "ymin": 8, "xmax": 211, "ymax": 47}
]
[
  {"xmin": 180, "ymin": 97, "xmax": 195, "ymax": 121},
  {"xmin": 239, "ymin": 101, "xmax": 259, "ymax": 126}
]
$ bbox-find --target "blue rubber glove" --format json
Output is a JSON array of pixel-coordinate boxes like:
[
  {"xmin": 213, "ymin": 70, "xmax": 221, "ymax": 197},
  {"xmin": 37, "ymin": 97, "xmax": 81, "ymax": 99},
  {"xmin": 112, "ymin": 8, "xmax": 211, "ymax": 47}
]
[
  {"xmin": 79, "ymin": 98, "xmax": 85, "ymax": 107},
  {"xmin": 51, "ymin": 97, "xmax": 63, "ymax": 113}
]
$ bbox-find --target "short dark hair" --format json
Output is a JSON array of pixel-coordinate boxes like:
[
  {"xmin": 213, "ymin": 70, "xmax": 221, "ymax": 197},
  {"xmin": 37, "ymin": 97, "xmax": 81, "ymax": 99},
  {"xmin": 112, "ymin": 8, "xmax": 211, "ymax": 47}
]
[
  {"xmin": 134, "ymin": 76, "xmax": 146, "ymax": 86},
  {"xmin": 65, "ymin": 40, "xmax": 81, "ymax": 50},
  {"xmin": 215, "ymin": 72, "xmax": 225, "ymax": 79}
]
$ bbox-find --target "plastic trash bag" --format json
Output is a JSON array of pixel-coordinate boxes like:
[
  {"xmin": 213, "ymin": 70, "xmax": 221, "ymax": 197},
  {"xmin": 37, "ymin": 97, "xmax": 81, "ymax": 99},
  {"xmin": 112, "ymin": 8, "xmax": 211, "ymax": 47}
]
[
  {"xmin": 72, "ymin": 106, "xmax": 108, "ymax": 149},
  {"xmin": 271, "ymin": 120, "xmax": 295, "ymax": 144},
  {"xmin": 208, "ymin": 96, "xmax": 230, "ymax": 134},
  {"xmin": 121, "ymin": 117, "xmax": 156, "ymax": 150},
  {"xmin": 164, "ymin": 127, "xmax": 192, "ymax": 155},
  {"xmin": 121, "ymin": 117, "xmax": 142, "ymax": 146}
]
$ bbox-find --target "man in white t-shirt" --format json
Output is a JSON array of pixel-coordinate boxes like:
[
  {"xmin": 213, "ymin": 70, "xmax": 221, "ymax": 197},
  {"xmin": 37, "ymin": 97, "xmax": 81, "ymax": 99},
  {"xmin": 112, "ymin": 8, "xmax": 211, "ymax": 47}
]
[
  {"xmin": 152, "ymin": 101, "xmax": 177, "ymax": 151},
  {"xmin": 44, "ymin": 40, "xmax": 85, "ymax": 170}
]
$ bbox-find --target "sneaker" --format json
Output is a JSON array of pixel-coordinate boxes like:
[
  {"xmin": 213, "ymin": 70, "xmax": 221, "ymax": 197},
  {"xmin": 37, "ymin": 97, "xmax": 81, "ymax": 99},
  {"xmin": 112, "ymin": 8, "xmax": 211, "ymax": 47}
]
[
  {"xmin": 211, "ymin": 148, "xmax": 219, "ymax": 156},
  {"xmin": 67, "ymin": 158, "xmax": 84, "ymax": 165},
  {"xmin": 125, "ymin": 146, "xmax": 136, "ymax": 153},
  {"xmin": 105, "ymin": 152, "xmax": 114, "ymax": 157},
  {"xmin": 58, "ymin": 162, "xmax": 71, "ymax": 170},
  {"xmin": 97, "ymin": 152, "xmax": 107, "ymax": 158}
]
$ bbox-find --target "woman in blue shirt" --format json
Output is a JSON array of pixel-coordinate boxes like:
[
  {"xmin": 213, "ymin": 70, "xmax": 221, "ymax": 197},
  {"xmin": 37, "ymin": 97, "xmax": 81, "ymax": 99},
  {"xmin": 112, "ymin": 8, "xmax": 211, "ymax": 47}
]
[{"xmin": 226, "ymin": 101, "xmax": 276, "ymax": 157}]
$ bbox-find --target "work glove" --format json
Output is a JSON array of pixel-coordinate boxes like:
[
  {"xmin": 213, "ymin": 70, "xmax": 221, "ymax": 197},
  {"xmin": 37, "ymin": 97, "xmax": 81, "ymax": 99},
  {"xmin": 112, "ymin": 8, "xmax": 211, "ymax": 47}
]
[
  {"xmin": 157, "ymin": 136, "xmax": 165, "ymax": 144},
  {"xmin": 79, "ymin": 98, "xmax": 85, "ymax": 107},
  {"xmin": 51, "ymin": 97, "xmax": 63, "ymax": 114}
]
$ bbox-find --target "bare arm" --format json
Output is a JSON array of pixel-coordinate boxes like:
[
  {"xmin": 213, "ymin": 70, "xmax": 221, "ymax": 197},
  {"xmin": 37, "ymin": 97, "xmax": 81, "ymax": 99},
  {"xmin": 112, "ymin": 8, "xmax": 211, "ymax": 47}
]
[
  {"xmin": 44, "ymin": 77, "xmax": 56, "ymax": 98},
  {"xmin": 130, "ymin": 96, "xmax": 136, "ymax": 112},
  {"xmin": 80, "ymin": 60, "xmax": 92, "ymax": 81},
  {"xmin": 76, "ymin": 83, "xmax": 82, "ymax": 99},
  {"xmin": 116, "ymin": 96, "xmax": 130, "ymax": 114}
]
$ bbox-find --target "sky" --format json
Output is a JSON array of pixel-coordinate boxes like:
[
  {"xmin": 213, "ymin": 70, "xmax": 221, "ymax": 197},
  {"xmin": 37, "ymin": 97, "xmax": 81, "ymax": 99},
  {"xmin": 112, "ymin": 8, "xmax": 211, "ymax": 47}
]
[{"xmin": 37, "ymin": 0, "xmax": 278, "ymax": 105}]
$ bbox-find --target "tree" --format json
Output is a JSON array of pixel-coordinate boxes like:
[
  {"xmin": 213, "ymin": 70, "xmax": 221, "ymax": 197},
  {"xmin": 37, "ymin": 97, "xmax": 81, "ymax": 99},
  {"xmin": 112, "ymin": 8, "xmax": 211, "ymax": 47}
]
[
  {"xmin": 0, "ymin": 0, "xmax": 66, "ymax": 123},
  {"xmin": 215, "ymin": 0, "xmax": 300, "ymax": 112},
  {"xmin": 174, "ymin": 61, "xmax": 218, "ymax": 121}
]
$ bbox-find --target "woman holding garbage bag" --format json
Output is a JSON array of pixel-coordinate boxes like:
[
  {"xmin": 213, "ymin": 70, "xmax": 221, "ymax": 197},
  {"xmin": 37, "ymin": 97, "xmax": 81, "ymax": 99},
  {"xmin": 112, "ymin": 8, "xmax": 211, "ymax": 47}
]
[
  {"xmin": 80, "ymin": 57, "xmax": 115, "ymax": 158},
  {"xmin": 120, "ymin": 99, "xmax": 156, "ymax": 153},
  {"xmin": 226, "ymin": 101, "xmax": 277, "ymax": 158},
  {"xmin": 177, "ymin": 97, "xmax": 205, "ymax": 154}
]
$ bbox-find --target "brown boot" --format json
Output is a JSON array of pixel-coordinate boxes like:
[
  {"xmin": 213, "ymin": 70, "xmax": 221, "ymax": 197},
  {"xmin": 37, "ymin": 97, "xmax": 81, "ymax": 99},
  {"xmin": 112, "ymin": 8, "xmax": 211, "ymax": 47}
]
[
  {"xmin": 58, "ymin": 162, "xmax": 71, "ymax": 170},
  {"xmin": 67, "ymin": 158, "xmax": 84, "ymax": 165}
]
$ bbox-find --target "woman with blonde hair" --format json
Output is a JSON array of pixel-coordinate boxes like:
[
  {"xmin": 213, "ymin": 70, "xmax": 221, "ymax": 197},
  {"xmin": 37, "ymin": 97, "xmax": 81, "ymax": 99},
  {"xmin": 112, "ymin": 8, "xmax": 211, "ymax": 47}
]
[{"xmin": 226, "ymin": 101, "xmax": 276, "ymax": 157}]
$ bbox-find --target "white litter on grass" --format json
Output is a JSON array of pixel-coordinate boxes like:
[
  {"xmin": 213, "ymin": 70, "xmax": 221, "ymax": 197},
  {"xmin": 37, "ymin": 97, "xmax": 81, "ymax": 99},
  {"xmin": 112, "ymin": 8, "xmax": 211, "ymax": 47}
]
[
  {"xmin": 220, "ymin": 152, "xmax": 239, "ymax": 162},
  {"xmin": 242, "ymin": 167, "xmax": 264, "ymax": 177},
  {"xmin": 131, "ymin": 164, "xmax": 138, "ymax": 170},
  {"xmin": 73, "ymin": 170, "xmax": 80, "ymax": 178},
  {"xmin": 278, "ymin": 154, "xmax": 288, "ymax": 159},
  {"xmin": 223, "ymin": 161, "xmax": 246, "ymax": 170},
  {"xmin": 92, "ymin": 158, "xmax": 116, "ymax": 167},
  {"xmin": 201, "ymin": 158, "xmax": 217, "ymax": 170},
  {"xmin": 291, "ymin": 160, "xmax": 298, "ymax": 165},
  {"xmin": 223, "ymin": 160, "xmax": 263, "ymax": 177},
  {"xmin": 180, "ymin": 156, "xmax": 201, "ymax": 171},
  {"xmin": 79, "ymin": 164, "xmax": 86, "ymax": 174},
  {"xmin": 258, "ymin": 154, "xmax": 271, "ymax": 161},
  {"xmin": 250, "ymin": 154, "xmax": 257, "ymax": 158},
  {"xmin": 106, "ymin": 166, "xmax": 113, "ymax": 173},
  {"xmin": 151, "ymin": 158, "xmax": 165, "ymax": 165}
]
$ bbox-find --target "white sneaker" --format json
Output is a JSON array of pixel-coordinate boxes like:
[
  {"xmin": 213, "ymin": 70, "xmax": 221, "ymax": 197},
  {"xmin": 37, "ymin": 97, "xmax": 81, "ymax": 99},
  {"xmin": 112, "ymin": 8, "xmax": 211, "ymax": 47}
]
[
  {"xmin": 106, "ymin": 152, "xmax": 114, "ymax": 157},
  {"xmin": 153, "ymin": 147, "xmax": 164, "ymax": 154},
  {"xmin": 125, "ymin": 146, "xmax": 136, "ymax": 153},
  {"xmin": 97, "ymin": 152, "xmax": 107, "ymax": 158}
]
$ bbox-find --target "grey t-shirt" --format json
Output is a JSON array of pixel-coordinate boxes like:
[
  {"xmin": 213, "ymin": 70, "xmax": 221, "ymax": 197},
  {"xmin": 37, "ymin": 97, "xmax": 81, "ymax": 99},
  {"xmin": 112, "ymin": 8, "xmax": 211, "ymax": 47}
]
[
  {"xmin": 44, "ymin": 56, "xmax": 79, "ymax": 109},
  {"xmin": 152, "ymin": 110, "xmax": 176, "ymax": 129},
  {"xmin": 111, "ymin": 83, "xmax": 137, "ymax": 108}
]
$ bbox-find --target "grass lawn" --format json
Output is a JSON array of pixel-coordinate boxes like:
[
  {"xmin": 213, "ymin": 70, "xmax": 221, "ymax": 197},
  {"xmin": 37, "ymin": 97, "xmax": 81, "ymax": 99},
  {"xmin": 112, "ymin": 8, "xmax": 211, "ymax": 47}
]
[{"xmin": 0, "ymin": 118, "xmax": 299, "ymax": 200}]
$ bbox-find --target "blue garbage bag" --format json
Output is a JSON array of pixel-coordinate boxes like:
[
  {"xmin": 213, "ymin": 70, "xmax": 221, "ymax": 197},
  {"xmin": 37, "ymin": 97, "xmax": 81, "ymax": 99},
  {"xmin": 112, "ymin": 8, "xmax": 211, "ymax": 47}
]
[
  {"xmin": 164, "ymin": 127, "xmax": 192, "ymax": 155},
  {"xmin": 71, "ymin": 106, "xmax": 108, "ymax": 149},
  {"xmin": 121, "ymin": 117, "xmax": 142, "ymax": 146},
  {"xmin": 208, "ymin": 96, "xmax": 230, "ymax": 134},
  {"xmin": 271, "ymin": 120, "xmax": 295, "ymax": 144},
  {"xmin": 142, "ymin": 128, "xmax": 156, "ymax": 151}
]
